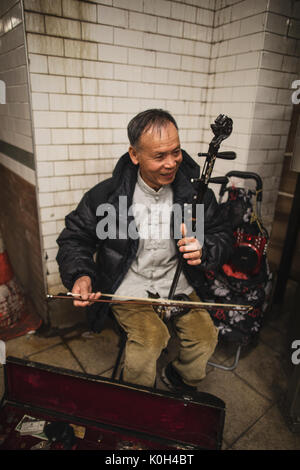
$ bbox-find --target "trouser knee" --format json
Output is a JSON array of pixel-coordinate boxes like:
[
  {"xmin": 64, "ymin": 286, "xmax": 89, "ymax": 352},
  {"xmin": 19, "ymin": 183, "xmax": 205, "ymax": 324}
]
[
  {"xmin": 175, "ymin": 309, "xmax": 219, "ymax": 351},
  {"xmin": 138, "ymin": 321, "xmax": 170, "ymax": 355}
]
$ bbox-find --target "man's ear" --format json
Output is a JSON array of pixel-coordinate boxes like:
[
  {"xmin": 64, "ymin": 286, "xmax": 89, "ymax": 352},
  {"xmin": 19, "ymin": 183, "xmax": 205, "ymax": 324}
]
[{"xmin": 128, "ymin": 145, "xmax": 139, "ymax": 165}]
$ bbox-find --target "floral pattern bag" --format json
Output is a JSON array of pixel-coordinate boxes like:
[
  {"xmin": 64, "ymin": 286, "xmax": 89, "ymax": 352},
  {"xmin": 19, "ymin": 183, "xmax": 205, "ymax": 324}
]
[{"xmin": 201, "ymin": 184, "xmax": 273, "ymax": 346}]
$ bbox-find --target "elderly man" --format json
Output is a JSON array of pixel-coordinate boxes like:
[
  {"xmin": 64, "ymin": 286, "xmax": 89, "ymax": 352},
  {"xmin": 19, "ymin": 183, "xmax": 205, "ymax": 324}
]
[{"xmin": 56, "ymin": 109, "xmax": 233, "ymax": 392}]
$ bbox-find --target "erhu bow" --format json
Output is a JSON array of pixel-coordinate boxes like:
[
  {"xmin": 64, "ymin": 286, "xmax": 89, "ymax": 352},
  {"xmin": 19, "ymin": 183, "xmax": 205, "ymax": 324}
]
[{"xmin": 46, "ymin": 292, "xmax": 252, "ymax": 313}]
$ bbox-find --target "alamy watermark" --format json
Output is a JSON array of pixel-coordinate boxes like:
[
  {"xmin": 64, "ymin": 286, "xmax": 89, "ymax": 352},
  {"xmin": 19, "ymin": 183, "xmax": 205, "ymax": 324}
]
[
  {"xmin": 0, "ymin": 80, "xmax": 6, "ymax": 104},
  {"xmin": 95, "ymin": 196, "xmax": 204, "ymax": 243},
  {"xmin": 291, "ymin": 340, "xmax": 300, "ymax": 365},
  {"xmin": 291, "ymin": 80, "xmax": 300, "ymax": 105}
]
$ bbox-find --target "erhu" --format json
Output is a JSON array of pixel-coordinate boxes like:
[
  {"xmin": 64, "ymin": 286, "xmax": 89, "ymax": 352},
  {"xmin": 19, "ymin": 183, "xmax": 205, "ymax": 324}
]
[{"xmin": 149, "ymin": 114, "xmax": 236, "ymax": 319}]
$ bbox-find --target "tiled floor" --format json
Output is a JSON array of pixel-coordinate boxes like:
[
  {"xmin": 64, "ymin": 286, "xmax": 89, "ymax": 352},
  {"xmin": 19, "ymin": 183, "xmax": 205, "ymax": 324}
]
[{"xmin": 1, "ymin": 280, "xmax": 300, "ymax": 450}]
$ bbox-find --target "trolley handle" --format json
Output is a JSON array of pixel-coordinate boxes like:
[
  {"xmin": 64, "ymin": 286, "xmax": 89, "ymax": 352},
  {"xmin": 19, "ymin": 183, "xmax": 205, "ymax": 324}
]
[{"xmin": 219, "ymin": 171, "xmax": 263, "ymax": 202}]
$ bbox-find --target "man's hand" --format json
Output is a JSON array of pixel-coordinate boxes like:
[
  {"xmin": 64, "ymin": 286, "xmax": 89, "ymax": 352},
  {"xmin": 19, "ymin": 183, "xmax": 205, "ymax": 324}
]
[
  {"xmin": 177, "ymin": 223, "xmax": 202, "ymax": 266},
  {"xmin": 72, "ymin": 275, "xmax": 101, "ymax": 307}
]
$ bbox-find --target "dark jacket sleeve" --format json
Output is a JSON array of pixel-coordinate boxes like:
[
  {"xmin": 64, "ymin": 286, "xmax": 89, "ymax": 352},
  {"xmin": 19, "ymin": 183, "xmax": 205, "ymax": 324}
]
[
  {"xmin": 56, "ymin": 191, "xmax": 99, "ymax": 290},
  {"xmin": 200, "ymin": 188, "xmax": 234, "ymax": 270}
]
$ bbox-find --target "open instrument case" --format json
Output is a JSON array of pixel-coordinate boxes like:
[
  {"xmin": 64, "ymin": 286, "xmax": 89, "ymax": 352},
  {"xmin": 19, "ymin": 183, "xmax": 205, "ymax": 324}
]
[{"xmin": 0, "ymin": 356, "xmax": 225, "ymax": 451}]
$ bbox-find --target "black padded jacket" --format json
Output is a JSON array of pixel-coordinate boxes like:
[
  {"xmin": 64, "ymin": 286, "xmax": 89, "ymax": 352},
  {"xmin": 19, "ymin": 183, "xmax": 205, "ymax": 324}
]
[{"xmin": 56, "ymin": 150, "xmax": 233, "ymax": 332}]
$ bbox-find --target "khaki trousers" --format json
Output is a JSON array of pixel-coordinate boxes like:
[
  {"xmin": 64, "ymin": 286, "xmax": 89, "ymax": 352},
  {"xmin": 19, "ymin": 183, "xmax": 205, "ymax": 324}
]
[{"xmin": 111, "ymin": 291, "xmax": 219, "ymax": 388}]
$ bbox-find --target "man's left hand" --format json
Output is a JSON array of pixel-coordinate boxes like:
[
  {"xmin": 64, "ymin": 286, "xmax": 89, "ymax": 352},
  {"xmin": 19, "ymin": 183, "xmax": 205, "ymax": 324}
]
[{"xmin": 177, "ymin": 224, "xmax": 202, "ymax": 266}]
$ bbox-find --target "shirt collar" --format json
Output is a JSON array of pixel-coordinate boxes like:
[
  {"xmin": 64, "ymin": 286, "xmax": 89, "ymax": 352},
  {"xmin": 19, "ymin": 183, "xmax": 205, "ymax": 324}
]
[{"xmin": 137, "ymin": 170, "xmax": 170, "ymax": 197}]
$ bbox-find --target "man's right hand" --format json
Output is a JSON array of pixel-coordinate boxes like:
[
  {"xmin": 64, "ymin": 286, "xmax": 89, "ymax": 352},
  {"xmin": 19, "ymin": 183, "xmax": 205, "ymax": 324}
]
[{"xmin": 71, "ymin": 275, "xmax": 101, "ymax": 307}]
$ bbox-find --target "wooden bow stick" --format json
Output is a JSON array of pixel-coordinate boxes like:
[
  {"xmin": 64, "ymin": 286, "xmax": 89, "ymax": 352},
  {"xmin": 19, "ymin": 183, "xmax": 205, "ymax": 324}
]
[{"xmin": 46, "ymin": 292, "xmax": 253, "ymax": 312}]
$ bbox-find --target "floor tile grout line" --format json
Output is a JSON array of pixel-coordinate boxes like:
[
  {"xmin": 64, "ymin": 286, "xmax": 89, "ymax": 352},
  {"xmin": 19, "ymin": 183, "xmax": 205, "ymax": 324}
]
[
  {"xmin": 60, "ymin": 335, "xmax": 88, "ymax": 375},
  {"xmin": 205, "ymin": 343, "xmax": 279, "ymax": 404},
  {"xmin": 96, "ymin": 366, "xmax": 115, "ymax": 379},
  {"xmin": 23, "ymin": 337, "xmax": 87, "ymax": 374},
  {"xmin": 224, "ymin": 400, "xmax": 277, "ymax": 450},
  {"xmin": 59, "ymin": 336, "xmax": 121, "ymax": 378},
  {"xmin": 232, "ymin": 366, "xmax": 281, "ymax": 404},
  {"xmin": 23, "ymin": 338, "xmax": 65, "ymax": 360}
]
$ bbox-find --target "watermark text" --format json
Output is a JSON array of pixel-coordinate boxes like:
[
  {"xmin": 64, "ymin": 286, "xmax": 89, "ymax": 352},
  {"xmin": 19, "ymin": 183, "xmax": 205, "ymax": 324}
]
[
  {"xmin": 291, "ymin": 340, "xmax": 300, "ymax": 365},
  {"xmin": 95, "ymin": 197, "xmax": 204, "ymax": 242},
  {"xmin": 291, "ymin": 80, "xmax": 300, "ymax": 105},
  {"xmin": 0, "ymin": 80, "xmax": 6, "ymax": 104}
]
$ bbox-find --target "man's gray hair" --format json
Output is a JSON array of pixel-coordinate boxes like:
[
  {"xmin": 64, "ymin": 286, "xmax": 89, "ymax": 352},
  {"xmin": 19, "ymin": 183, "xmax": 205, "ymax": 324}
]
[{"xmin": 127, "ymin": 109, "xmax": 178, "ymax": 147}]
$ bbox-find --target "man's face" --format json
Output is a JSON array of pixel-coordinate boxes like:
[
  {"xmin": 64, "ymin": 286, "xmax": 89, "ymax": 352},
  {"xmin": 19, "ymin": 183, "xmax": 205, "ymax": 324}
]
[{"xmin": 129, "ymin": 122, "xmax": 182, "ymax": 191}]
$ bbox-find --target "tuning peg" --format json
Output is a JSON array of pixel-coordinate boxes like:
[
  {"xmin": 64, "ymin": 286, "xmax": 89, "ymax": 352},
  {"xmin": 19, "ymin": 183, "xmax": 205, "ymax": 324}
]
[
  {"xmin": 190, "ymin": 177, "xmax": 201, "ymax": 183},
  {"xmin": 216, "ymin": 151, "xmax": 236, "ymax": 160},
  {"xmin": 198, "ymin": 151, "xmax": 236, "ymax": 160},
  {"xmin": 209, "ymin": 177, "xmax": 228, "ymax": 185}
]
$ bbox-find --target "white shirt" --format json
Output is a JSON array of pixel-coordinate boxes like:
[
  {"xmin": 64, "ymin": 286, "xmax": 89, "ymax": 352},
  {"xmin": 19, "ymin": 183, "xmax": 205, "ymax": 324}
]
[{"xmin": 115, "ymin": 171, "xmax": 193, "ymax": 299}]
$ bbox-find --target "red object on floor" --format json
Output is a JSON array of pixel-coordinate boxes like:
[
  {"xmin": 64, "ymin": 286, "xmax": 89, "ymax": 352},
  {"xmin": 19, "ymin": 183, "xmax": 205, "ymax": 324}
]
[
  {"xmin": 0, "ymin": 300, "xmax": 42, "ymax": 341},
  {"xmin": 0, "ymin": 251, "xmax": 13, "ymax": 285},
  {"xmin": 0, "ymin": 235, "xmax": 42, "ymax": 341}
]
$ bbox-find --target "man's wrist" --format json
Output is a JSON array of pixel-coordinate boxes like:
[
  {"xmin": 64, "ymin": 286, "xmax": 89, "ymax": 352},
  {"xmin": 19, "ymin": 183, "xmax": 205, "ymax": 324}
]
[{"xmin": 72, "ymin": 273, "xmax": 94, "ymax": 286}]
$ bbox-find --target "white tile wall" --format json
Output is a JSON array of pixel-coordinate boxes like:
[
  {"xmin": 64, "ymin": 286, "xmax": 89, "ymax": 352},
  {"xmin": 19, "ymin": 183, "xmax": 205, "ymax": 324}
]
[
  {"xmin": 207, "ymin": 0, "xmax": 299, "ymax": 231},
  {"xmin": 9, "ymin": 0, "xmax": 297, "ymax": 292},
  {"xmin": 0, "ymin": 1, "xmax": 34, "ymax": 177},
  {"xmin": 23, "ymin": 0, "xmax": 220, "ymax": 291}
]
